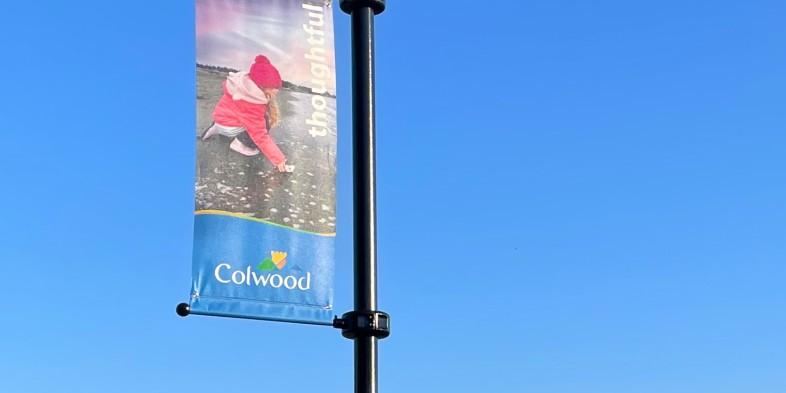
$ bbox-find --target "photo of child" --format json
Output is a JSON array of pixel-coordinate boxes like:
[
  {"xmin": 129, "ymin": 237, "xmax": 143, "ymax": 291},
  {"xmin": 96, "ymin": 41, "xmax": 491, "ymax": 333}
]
[
  {"xmin": 194, "ymin": 2, "xmax": 338, "ymax": 235},
  {"xmin": 201, "ymin": 55, "xmax": 293, "ymax": 173}
]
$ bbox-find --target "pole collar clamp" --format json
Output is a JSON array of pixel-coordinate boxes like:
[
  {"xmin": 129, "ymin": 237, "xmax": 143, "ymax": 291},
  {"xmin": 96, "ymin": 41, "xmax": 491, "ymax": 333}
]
[
  {"xmin": 339, "ymin": 0, "xmax": 386, "ymax": 15},
  {"xmin": 333, "ymin": 310, "xmax": 391, "ymax": 339}
]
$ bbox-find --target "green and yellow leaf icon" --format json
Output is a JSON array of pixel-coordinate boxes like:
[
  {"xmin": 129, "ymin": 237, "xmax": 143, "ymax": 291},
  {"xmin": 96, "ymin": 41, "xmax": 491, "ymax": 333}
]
[{"xmin": 256, "ymin": 251, "xmax": 287, "ymax": 271}]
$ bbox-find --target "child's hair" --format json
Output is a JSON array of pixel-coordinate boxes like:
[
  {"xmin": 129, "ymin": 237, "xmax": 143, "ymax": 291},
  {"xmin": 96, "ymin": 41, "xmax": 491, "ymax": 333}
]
[{"xmin": 266, "ymin": 91, "xmax": 280, "ymax": 128}]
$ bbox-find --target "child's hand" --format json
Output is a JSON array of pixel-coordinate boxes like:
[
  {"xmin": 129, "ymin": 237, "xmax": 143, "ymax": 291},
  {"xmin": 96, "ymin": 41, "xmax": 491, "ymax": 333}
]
[{"xmin": 276, "ymin": 162, "xmax": 294, "ymax": 173}]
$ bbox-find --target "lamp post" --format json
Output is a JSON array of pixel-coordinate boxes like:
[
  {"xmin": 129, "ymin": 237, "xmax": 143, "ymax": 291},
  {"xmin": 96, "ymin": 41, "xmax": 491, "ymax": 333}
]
[{"xmin": 332, "ymin": 2, "xmax": 389, "ymax": 393}]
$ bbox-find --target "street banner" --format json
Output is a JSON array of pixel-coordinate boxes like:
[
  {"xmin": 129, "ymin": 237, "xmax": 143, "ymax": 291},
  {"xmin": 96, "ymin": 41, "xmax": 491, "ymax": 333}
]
[{"xmin": 189, "ymin": 0, "xmax": 337, "ymax": 324}]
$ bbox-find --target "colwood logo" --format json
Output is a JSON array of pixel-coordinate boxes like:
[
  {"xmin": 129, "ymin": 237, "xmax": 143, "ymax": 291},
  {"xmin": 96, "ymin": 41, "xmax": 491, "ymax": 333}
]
[
  {"xmin": 213, "ymin": 251, "xmax": 311, "ymax": 291},
  {"xmin": 257, "ymin": 251, "xmax": 288, "ymax": 271}
]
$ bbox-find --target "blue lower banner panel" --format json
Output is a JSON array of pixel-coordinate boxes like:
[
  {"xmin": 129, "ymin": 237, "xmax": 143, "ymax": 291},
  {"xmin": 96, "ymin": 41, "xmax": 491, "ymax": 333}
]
[{"xmin": 190, "ymin": 213, "xmax": 335, "ymax": 325}]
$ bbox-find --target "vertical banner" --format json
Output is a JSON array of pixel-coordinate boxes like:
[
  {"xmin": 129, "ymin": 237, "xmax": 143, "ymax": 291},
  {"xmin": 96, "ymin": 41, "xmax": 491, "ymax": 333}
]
[{"xmin": 190, "ymin": 0, "xmax": 337, "ymax": 324}]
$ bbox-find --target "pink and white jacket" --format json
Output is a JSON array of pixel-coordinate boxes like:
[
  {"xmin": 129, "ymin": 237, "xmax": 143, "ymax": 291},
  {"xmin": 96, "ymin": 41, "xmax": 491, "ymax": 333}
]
[{"xmin": 212, "ymin": 72, "xmax": 285, "ymax": 166}]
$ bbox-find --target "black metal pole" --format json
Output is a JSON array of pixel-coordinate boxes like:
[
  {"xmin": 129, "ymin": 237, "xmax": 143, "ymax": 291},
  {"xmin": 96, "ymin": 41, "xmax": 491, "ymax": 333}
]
[
  {"xmin": 346, "ymin": 1, "xmax": 379, "ymax": 320},
  {"xmin": 336, "ymin": 2, "xmax": 388, "ymax": 393}
]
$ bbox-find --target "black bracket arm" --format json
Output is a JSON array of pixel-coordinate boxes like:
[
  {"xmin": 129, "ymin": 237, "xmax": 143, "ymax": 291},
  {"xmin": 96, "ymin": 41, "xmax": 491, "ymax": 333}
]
[{"xmin": 333, "ymin": 310, "xmax": 391, "ymax": 339}]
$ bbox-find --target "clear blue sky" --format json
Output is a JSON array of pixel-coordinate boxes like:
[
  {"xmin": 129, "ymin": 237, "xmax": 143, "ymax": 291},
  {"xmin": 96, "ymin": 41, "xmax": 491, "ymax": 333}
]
[{"xmin": 1, "ymin": 1, "xmax": 785, "ymax": 392}]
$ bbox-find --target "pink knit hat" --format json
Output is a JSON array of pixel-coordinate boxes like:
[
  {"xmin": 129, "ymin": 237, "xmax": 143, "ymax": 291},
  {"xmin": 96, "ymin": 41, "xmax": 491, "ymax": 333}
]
[{"xmin": 248, "ymin": 55, "xmax": 283, "ymax": 89}]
